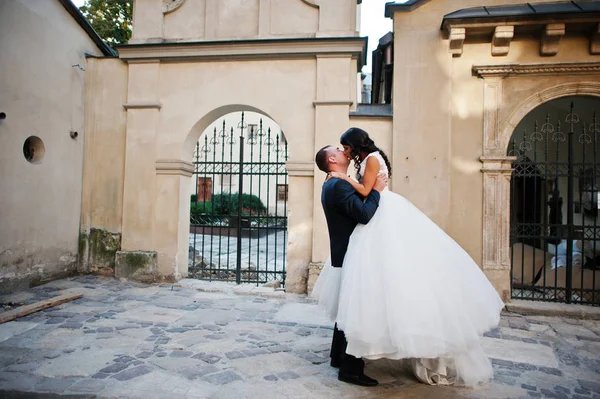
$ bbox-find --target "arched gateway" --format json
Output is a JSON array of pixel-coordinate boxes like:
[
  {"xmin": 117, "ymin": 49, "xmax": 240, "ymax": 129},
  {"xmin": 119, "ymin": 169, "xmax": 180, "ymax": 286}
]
[
  {"xmin": 79, "ymin": 0, "xmax": 367, "ymax": 294},
  {"xmin": 476, "ymin": 76, "xmax": 600, "ymax": 304},
  {"xmin": 508, "ymin": 96, "xmax": 600, "ymax": 305},
  {"xmin": 188, "ymin": 111, "xmax": 289, "ymax": 286}
]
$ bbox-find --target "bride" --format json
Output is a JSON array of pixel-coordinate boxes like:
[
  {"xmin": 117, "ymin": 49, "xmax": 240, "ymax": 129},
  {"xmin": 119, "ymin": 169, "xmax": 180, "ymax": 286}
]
[{"xmin": 312, "ymin": 127, "xmax": 505, "ymax": 387}]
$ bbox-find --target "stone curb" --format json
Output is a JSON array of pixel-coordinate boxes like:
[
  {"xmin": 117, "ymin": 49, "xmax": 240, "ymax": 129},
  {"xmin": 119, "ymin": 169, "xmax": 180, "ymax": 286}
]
[
  {"xmin": 505, "ymin": 299, "xmax": 600, "ymax": 320},
  {"xmin": 176, "ymin": 279, "xmax": 286, "ymax": 299}
]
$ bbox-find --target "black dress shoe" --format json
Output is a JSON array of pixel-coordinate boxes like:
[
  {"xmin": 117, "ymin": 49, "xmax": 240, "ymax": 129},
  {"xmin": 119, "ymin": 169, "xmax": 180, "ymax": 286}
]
[
  {"xmin": 338, "ymin": 372, "xmax": 379, "ymax": 387},
  {"xmin": 330, "ymin": 358, "xmax": 341, "ymax": 368}
]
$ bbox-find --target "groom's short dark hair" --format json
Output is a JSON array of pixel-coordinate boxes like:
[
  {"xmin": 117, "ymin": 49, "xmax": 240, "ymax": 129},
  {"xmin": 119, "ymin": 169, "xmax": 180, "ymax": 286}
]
[{"xmin": 315, "ymin": 145, "xmax": 333, "ymax": 173}]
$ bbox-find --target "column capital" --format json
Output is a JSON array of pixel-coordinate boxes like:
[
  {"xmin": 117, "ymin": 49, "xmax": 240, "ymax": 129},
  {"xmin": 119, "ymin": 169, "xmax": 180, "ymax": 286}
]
[{"xmin": 155, "ymin": 159, "xmax": 194, "ymax": 177}]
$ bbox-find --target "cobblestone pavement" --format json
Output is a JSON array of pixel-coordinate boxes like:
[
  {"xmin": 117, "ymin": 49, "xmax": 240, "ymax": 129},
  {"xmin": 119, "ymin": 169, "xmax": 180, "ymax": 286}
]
[{"xmin": 0, "ymin": 276, "xmax": 598, "ymax": 399}]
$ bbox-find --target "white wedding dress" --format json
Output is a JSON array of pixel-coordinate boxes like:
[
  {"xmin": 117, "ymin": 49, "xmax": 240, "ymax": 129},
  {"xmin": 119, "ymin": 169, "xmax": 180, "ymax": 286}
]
[{"xmin": 312, "ymin": 152, "xmax": 505, "ymax": 387}]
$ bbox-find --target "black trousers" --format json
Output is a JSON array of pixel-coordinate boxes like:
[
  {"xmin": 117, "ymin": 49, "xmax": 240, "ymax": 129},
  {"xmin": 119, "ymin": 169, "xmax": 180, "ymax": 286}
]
[{"xmin": 330, "ymin": 323, "xmax": 364, "ymax": 375}]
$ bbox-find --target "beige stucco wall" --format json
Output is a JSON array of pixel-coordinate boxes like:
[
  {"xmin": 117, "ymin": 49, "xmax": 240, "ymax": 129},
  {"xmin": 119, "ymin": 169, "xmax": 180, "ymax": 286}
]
[
  {"xmin": 79, "ymin": 57, "xmax": 128, "ymax": 275},
  {"xmin": 391, "ymin": 0, "xmax": 600, "ymax": 266},
  {"xmin": 132, "ymin": 0, "xmax": 358, "ymax": 43},
  {"xmin": 390, "ymin": 0, "xmax": 600, "ymax": 300},
  {"xmin": 0, "ymin": 0, "xmax": 105, "ymax": 292},
  {"xmin": 156, "ymin": 60, "xmax": 317, "ymax": 161},
  {"xmin": 80, "ymin": 58, "xmax": 128, "ymax": 235}
]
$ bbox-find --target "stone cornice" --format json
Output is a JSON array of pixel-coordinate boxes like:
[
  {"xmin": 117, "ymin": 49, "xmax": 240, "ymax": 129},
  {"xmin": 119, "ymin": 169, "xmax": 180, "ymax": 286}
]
[
  {"xmin": 473, "ymin": 62, "xmax": 600, "ymax": 78},
  {"xmin": 118, "ymin": 37, "xmax": 368, "ymax": 70},
  {"xmin": 155, "ymin": 159, "xmax": 194, "ymax": 177},
  {"xmin": 480, "ymin": 156, "xmax": 517, "ymax": 172},
  {"xmin": 442, "ymin": 16, "xmax": 600, "ymax": 33},
  {"xmin": 441, "ymin": 7, "xmax": 600, "ymax": 57},
  {"xmin": 480, "ymin": 156, "xmax": 517, "ymax": 163},
  {"xmin": 349, "ymin": 104, "xmax": 393, "ymax": 118},
  {"xmin": 313, "ymin": 100, "xmax": 353, "ymax": 107}
]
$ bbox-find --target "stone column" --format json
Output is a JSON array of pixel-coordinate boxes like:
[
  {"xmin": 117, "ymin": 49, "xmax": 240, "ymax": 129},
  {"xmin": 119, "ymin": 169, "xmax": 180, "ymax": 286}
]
[
  {"xmin": 118, "ymin": 61, "xmax": 162, "ymax": 282},
  {"xmin": 478, "ymin": 75, "xmax": 516, "ymax": 302},
  {"xmin": 154, "ymin": 160, "xmax": 194, "ymax": 280},
  {"xmin": 482, "ymin": 77, "xmax": 503, "ymax": 155},
  {"xmin": 305, "ymin": 55, "xmax": 354, "ymax": 293},
  {"xmin": 480, "ymin": 157, "xmax": 516, "ymax": 303},
  {"xmin": 285, "ymin": 162, "xmax": 314, "ymax": 294},
  {"xmin": 311, "ymin": 102, "xmax": 351, "ymax": 264}
]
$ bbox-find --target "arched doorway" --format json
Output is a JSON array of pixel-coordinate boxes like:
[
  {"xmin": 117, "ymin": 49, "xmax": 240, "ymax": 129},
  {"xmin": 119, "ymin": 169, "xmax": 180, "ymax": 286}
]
[
  {"xmin": 509, "ymin": 96, "xmax": 600, "ymax": 305},
  {"xmin": 187, "ymin": 111, "xmax": 289, "ymax": 286}
]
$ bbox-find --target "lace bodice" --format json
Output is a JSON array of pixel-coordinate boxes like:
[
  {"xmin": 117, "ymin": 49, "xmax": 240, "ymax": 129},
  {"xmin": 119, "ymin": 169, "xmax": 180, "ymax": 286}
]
[{"xmin": 357, "ymin": 151, "xmax": 389, "ymax": 183}]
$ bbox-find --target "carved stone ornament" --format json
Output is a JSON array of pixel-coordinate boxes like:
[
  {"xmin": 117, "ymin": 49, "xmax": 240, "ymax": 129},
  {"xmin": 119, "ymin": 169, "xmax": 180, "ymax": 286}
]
[
  {"xmin": 163, "ymin": 0, "xmax": 186, "ymax": 14},
  {"xmin": 472, "ymin": 62, "xmax": 600, "ymax": 78}
]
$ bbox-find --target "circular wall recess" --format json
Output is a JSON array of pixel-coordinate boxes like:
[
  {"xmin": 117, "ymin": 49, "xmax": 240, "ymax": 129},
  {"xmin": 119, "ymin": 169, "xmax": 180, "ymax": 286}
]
[{"xmin": 23, "ymin": 136, "xmax": 45, "ymax": 164}]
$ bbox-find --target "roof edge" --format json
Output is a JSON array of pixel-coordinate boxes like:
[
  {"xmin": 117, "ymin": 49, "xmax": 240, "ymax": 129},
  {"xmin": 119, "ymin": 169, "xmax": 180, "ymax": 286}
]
[
  {"xmin": 440, "ymin": 1, "xmax": 600, "ymax": 31},
  {"xmin": 57, "ymin": 0, "xmax": 117, "ymax": 57},
  {"xmin": 442, "ymin": 0, "xmax": 600, "ymax": 26},
  {"xmin": 384, "ymin": 0, "xmax": 431, "ymax": 18}
]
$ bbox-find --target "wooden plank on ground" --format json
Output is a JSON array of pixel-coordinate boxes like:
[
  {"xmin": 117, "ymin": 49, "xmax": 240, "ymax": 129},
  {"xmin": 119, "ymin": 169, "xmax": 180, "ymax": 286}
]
[{"xmin": 0, "ymin": 293, "xmax": 83, "ymax": 324}]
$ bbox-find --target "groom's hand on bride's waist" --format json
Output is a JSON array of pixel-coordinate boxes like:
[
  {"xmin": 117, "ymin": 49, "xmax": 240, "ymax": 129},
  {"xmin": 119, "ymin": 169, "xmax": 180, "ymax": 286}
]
[{"xmin": 373, "ymin": 174, "xmax": 387, "ymax": 193}]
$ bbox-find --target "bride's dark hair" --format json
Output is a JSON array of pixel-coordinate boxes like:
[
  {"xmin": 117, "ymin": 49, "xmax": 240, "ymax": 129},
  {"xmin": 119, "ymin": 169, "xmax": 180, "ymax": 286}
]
[{"xmin": 340, "ymin": 127, "xmax": 392, "ymax": 179}]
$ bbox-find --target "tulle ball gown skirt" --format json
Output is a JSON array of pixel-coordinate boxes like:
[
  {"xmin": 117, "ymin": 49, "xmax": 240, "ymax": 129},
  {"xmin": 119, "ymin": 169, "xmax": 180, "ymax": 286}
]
[{"xmin": 312, "ymin": 189, "xmax": 505, "ymax": 386}]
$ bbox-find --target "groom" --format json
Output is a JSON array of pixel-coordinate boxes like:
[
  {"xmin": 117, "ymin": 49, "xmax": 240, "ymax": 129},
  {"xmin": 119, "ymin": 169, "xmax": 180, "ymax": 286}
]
[{"xmin": 314, "ymin": 145, "xmax": 386, "ymax": 387}]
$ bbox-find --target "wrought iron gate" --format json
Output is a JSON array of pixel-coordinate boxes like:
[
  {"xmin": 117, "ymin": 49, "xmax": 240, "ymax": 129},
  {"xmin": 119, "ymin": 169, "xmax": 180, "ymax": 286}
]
[
  {"xmin": 510, "ymin": 99, "xmax": 600, "ymax": 305},
  {"xmin": 189, "ymin": 112, "xmax": 289, "ymax": 285}
]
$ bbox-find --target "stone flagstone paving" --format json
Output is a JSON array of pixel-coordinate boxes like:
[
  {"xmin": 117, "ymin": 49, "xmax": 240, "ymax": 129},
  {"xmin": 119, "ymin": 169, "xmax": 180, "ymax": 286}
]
[{"xmin": 0, "ymin": 276, "xmax": 598, "ymax": 399}]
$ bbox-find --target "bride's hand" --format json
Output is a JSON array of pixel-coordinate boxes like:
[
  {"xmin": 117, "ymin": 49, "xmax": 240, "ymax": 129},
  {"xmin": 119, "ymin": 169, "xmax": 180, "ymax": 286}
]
[{"xmin": 327, "ymin": 172, "xmax": 348, "ymax": 182}]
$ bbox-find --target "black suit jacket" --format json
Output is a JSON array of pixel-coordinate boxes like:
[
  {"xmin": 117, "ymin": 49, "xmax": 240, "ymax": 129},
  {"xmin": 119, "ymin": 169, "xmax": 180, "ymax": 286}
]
[{"xmin": 321, "ymin": 178, "xmax": 381, "ymax": 268}]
